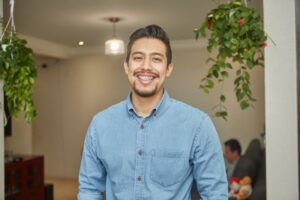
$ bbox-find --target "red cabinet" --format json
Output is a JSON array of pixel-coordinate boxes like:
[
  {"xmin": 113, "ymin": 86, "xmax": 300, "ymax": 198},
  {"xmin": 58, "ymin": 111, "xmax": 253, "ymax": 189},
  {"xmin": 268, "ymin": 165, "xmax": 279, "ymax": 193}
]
[{"xmin": 5, "ymin": 155, "xmax": 44, "ymax": 200}]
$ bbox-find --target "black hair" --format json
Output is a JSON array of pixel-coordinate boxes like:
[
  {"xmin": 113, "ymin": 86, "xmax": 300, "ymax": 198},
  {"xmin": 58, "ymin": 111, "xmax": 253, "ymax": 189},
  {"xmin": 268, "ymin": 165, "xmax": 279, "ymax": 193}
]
[
  {"xmin": 126, "ymin": 24, "xmax": 172, "ymax": 65},
  {"xmin": 224, "ymin": 138, "xmax": 242, "ymax": 155}
]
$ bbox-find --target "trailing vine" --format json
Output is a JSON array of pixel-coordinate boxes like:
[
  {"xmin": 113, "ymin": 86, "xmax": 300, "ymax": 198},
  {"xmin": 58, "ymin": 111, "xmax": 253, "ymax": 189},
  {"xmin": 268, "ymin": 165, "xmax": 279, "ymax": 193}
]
[
  {"xmin": 194, "ymin": 0, "xmax": 267, "ymax": 120},
  {"xmin": 0, "ymin": 18, "xmax": 37, "ymax": 123}
]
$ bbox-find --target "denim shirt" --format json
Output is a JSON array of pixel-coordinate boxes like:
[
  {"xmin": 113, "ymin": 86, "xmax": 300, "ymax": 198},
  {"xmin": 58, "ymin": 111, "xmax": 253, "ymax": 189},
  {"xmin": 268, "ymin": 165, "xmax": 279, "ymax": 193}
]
[{"xmin": 78, "ymin": 91, "xmax": 228, "ymax": 200}]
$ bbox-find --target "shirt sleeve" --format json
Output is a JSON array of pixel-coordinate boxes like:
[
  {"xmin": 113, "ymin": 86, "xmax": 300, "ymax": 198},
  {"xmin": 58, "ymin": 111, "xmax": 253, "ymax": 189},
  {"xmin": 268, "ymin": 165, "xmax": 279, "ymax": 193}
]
[
  {"xmin": 192, "ymin": 115, "xmax": 228, "ymax": 200},
  {"xmin": 77, "ymin": 119, "xmax": 106, "ymax": 200}
]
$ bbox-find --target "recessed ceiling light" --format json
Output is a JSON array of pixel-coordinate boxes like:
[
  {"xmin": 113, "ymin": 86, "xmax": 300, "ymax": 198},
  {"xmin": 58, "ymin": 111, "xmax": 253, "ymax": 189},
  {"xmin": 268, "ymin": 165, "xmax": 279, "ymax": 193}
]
[{"xmin": 78, "ymin": 41, "xmax": 84, "ymax": 46}]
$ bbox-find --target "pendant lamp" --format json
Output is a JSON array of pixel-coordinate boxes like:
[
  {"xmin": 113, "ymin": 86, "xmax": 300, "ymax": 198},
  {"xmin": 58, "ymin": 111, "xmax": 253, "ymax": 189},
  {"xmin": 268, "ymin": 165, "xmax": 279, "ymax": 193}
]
[{"xmin": 105, "ymin": 17, "xmax": 125, "ymax": 55}]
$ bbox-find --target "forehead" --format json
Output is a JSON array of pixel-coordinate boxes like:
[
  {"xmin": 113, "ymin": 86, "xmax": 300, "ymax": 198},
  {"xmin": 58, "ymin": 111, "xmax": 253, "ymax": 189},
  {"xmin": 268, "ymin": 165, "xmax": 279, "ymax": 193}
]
[
  {"xmin": 130, "ymin": 38, "xmax": 167, "ymax": 56},
  {"xmin": 225, "ymin": 146, "xmax": 232, "ymax": 152}
]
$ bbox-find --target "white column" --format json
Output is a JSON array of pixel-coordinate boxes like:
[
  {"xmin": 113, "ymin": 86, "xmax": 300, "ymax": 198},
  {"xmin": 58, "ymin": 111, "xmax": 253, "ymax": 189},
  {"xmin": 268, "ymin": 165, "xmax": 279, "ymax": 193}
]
[
  {"xmin": 264, "ymin": 0, "xmax": 299, "ymax": 199},
  {"xmin": 0, "ymin": 0, "xmax": 4, "ymax": 198}
]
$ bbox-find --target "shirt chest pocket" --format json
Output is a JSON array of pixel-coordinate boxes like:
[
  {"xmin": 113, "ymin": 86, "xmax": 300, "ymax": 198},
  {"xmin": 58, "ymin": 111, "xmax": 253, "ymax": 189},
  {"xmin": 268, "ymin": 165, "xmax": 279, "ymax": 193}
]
[{"xmin": 150, "ymin": 150, "xmax": 190, "ymax": 187}]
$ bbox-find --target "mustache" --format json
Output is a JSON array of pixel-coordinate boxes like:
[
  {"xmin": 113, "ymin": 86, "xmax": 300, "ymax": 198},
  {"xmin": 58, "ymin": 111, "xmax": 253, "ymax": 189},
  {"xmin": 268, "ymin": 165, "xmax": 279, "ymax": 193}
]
[{"xmin": 133, "ymin": 69, "xmax": 159, "ymax": 77}]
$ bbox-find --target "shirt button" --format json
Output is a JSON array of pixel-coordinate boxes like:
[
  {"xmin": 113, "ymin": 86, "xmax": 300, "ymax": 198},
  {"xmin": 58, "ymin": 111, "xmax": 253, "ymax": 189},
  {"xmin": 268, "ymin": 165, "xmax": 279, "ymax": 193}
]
[
  {"xmin": 140, "ymin": 124, "xmax": 144, "ymax": 129},
  {"xmin": 138, "ymin": 150, "xmax": 143, "ymax": 155},
  {"xmin": 137, "ymin": 176, "xmax": 142, "ymax": 181}
]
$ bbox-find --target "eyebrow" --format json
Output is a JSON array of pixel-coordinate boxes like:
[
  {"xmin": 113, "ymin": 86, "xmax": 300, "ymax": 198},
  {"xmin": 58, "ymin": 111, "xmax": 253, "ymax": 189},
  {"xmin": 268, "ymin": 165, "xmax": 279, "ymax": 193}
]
[
  {"xmin": 131, "ymin": 52, "xmax": 143, "ymax": 56},
  {"xmin": 131, "ymin": 51, "xmax": 164, "ymax": 57}
]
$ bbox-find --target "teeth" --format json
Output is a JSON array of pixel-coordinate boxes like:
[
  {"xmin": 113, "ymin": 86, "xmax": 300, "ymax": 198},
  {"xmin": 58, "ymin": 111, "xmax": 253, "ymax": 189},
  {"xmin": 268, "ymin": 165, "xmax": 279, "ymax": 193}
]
[{"xmin": 138, "ymin": 75, "xmax": 154, "ymax": 81}]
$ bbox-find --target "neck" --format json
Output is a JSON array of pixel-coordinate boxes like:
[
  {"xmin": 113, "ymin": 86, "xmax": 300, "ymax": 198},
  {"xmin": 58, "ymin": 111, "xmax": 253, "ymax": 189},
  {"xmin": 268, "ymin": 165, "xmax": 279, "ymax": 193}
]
[{"xmin": 131, "ymin": 90, "xmax": 164, "ymax": 117}]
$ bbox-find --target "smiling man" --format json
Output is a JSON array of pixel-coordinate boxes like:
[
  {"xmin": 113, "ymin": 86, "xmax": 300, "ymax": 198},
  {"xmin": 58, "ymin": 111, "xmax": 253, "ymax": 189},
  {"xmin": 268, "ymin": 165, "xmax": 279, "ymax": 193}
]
[{"xmin": 77, "ymin": 24, "xmax": 228, "ymax": 200}]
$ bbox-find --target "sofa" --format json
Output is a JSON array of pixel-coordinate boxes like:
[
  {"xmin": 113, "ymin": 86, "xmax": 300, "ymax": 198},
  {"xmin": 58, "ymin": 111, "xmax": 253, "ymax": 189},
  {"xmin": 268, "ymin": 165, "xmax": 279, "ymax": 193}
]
[{"xmin": 232, "ymin": 138, "xmax": 266, "ymax": 200}]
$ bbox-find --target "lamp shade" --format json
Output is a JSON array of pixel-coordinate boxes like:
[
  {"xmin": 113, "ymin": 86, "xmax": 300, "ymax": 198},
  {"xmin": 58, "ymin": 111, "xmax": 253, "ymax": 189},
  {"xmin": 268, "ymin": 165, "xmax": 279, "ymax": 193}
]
[{"xmin": 105, "ymin": 39, "xmax": 125, "ymax": 55}]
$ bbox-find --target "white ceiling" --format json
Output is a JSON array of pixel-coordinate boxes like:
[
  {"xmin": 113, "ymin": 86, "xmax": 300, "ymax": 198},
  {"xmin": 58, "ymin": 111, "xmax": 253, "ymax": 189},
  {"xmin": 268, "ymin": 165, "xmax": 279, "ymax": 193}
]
[
  {"xmin": 4, "ymin": 0, "xmax": 218, "ymax": 48},
  {"xmin": 3, "ymin": 0, "xmax": 262, "ymax": 56}
]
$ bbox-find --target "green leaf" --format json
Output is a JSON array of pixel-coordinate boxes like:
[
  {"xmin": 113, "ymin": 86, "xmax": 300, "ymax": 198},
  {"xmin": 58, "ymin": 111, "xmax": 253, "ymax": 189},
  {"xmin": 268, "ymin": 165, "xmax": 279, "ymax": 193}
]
[
  {"xmin": 234, "ymin": 76, "xmax": 242, "ymax": 85},
  {"xmin": 244, "ymin": 71, "xmax": 250, "ymax": 80},
  {"xmin": 215, "ymin": 111, "xmax": 228, "ymax": 120},
  {"xmin": 213, "ymin": 70, "xmax": 219, "ymax": 78},
  {"xmin": 206, "ymin": 79, "xmax": 214, "ymax": 88},
  {"xmin": 200, "ymin": 85, "xmax": 210, "ymax": 94},
  {"xmin": 231, "ymin": 38, "xmax": 238, "ymax": 45},
  {"xmin": 206, "ymin": 57, "xmax": 216, "ymax": 63},
  {"xmin": 221, "ymin": 71, "xmax": 229, "ymax": 78},
  {"xmin": 220, "ymin": 95, "xmax": 226, "ymax": 102},
  {"xmin": 197, "ymin": 2, "xmax": 266, "ymax": 118},
  {"xmin": 0, "ymin": 26, "xmax": 37, "ymax": 123},
  {"xmin": 246, "ymin": 60, "xmax": 255, "ymax": 69},
  {"xmin": 196, "ymin": 25, "xmax": 207, "ymax": 39},
  {"xmin": 240, "ymin": 100, "xmax": 250, "ymax": 110},
  {"xmin": 236, "ymin": 91, "xmax": 245, "ymax": 101},
  {"xmin": 225, "ymin": 63, "xmax": 232, "ymax": 69}
]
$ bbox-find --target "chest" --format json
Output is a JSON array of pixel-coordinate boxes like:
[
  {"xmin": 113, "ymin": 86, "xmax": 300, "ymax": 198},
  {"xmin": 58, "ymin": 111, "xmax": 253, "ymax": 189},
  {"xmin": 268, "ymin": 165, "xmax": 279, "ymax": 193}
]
[{"xmin": 98, "ymin": 117, "xmax": 196, "ymax": 159}]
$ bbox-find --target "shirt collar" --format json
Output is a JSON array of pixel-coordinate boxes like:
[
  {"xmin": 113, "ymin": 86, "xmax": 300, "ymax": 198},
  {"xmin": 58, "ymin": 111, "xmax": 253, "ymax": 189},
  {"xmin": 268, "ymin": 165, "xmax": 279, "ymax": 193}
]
[{"xmin": 126, "ymin": 89, "xmax": 171, "ymax": 118}]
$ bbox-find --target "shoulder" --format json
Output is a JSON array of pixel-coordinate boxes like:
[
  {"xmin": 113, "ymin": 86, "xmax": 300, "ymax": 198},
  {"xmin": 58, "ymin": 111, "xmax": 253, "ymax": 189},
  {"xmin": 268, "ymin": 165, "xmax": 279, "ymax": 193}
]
[
  {"xmin": 170, "ymin": 98, "xmax": 210, "ymax": 123},
  {"xmin": 91, "ymin": 100, "xmax": 126, "ymax": 125},
  {"xmin": 169, "ymin": 98, "xmax": 217, "ymax": 139}
]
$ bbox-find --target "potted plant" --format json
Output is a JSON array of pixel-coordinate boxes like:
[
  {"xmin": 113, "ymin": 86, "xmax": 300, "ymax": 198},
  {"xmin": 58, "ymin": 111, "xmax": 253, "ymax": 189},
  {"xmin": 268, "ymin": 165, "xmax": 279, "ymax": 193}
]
[
  {"xmin": 0, "ymin": 17, "xmax": 37, "ymax": 123},
  {"xmin": 194, "ymin": 0, "xmax": 268, "ymax": 120}
]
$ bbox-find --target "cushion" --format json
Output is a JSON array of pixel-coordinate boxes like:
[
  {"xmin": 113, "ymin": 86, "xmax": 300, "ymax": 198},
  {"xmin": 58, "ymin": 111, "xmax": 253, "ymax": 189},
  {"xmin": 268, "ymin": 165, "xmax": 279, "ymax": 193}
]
[{"xmin": 233, "ymin": 139, "xmax": 263, "ymax": 184}]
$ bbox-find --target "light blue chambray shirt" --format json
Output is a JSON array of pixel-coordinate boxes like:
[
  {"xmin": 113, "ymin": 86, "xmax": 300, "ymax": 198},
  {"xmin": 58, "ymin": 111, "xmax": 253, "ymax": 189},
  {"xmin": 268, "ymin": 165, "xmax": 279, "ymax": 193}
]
[{"xmin": 78, "ymin": 91, "xmax": 228, "ymax": 200}]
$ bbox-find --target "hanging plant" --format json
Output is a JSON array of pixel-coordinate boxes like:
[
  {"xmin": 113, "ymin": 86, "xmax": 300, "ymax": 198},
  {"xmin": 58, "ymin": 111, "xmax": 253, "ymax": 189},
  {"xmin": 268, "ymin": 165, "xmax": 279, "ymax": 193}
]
[
  {"xmin": 194, "ymin": 0, "xmax": 268, "ymax": 120},
  {"xmin": 0, "ymin": 1, "xmax": 37, "ymax": 123}
]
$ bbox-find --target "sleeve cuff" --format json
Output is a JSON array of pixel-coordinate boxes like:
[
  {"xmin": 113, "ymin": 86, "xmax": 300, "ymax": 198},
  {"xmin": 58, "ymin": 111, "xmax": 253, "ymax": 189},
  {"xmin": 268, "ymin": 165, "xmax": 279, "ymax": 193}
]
[{"xmin": 77, "ymin": 192, "xmax": 104, "ymax": 200}]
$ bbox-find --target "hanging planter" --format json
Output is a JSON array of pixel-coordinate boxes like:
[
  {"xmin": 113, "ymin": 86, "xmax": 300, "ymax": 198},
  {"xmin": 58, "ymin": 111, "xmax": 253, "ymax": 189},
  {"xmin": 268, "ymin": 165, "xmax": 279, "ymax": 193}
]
[
  {"xmin": 0, "ymin": 0, "xmax": 37, "ymax": 123},
  {"xmin": 194, "ymin": 0, "xmax": 268, "ymax": 120}
]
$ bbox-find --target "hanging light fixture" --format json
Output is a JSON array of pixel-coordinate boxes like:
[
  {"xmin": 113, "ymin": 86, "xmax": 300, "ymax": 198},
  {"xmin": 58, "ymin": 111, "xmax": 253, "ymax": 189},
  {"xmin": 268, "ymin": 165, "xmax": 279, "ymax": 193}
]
[{"xmin": 105, "ymin": 17, "xmax": 125, "ymax": 55}]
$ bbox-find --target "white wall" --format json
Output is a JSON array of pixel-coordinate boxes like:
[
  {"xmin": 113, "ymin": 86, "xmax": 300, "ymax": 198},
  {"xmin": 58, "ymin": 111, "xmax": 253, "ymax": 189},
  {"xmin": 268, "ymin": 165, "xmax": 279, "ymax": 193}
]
[
  {"xmin": 168, "ymin": 49, "xmax": 265, "ymax": 150},
  {"xmin": 32, "ymin": 47, "xmax": 265, "ymax": 178},
  {"xmin": 1, "ymin": 0, "xmax": 299, "ymax": 199},
  {"xmin": 32, "ymin": 55, "xmax": 129, "ymax": 177},
  {"xmin": 5, "ymin": 117, "xmax": 33, "ymax": 155},
  {"xmin": 264, "ymin": 0, "xmax": 299, "ymax": 199}
]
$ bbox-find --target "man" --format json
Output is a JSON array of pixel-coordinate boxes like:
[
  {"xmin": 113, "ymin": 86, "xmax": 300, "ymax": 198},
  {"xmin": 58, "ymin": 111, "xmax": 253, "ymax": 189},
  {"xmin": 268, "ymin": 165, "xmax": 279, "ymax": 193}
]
[
  {"xmin": 77, "ymin": 24, "xmax": 227, "ymax": 200},
  {"xmin": 224, "ymin": 138, "xmax": 242, "ymax": 180}
]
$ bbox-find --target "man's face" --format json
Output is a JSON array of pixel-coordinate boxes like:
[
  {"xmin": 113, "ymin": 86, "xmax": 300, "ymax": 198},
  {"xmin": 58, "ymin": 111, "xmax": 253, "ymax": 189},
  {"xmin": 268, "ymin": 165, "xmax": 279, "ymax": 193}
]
[
  {"xmin": 224, "ymin": 145, "xmax": 238, "ymax": 163},
  {"xmin": 124, "ymin": 38, "xmax": 173, "ymax": 98}
]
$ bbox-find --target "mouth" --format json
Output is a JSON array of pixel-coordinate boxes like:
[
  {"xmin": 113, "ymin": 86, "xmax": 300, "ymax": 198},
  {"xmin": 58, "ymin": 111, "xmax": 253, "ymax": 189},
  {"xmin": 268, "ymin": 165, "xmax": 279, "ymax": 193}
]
[
  {"xmin": 138, "ymin": 75, "xmax": 154, "ymax": 81},
  {"xmin": 135, "ymin": 72, "xmax": 158, "ymax": 85}
]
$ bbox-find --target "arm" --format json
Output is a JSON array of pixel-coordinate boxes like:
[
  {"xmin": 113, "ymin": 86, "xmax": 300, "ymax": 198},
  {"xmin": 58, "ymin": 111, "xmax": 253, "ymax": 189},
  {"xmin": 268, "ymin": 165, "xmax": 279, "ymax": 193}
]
[
  {"xmin": 78, "ymin": 120, "xmax": 106, "ymax": 200},
  {"xmin": 192, "ymin": 115, "xmax": 228, "ymax": 200}
]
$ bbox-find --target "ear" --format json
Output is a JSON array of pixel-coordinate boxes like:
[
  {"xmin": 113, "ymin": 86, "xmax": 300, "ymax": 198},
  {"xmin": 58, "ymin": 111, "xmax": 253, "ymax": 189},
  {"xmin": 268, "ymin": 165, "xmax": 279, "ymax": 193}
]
[
  {"xmin": 123, "ymin": 61, "xmax": 129, "ymax": 75},
  {"xmin": 166, "ymin": 63, "xmax": 174, "ymax": 77},
  {"xmin": 233, "ymin": 151, "xmax": 240, "ymax": 158}
]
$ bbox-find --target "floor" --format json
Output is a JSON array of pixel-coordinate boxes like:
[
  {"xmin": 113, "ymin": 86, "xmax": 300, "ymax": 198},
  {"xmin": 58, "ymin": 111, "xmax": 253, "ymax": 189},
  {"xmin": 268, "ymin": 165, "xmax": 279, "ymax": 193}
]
[
  {"xmin": 45, "ymin": 177, "xmax": 197, "ymax": 200},
  {"xmin": 45, "ymin": 177, "xmax": 78, "ymax": 200}
]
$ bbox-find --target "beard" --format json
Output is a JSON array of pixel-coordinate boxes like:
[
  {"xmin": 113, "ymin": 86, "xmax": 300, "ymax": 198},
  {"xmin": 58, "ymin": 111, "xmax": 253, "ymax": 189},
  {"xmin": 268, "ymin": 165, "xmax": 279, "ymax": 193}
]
[
  {"xmin": 131, "ymin": 69, "xmax": 161, "ymax": 97},
  {"xmin": 132, "ymin": 84, "xmax": 158, "ymax": 97}
]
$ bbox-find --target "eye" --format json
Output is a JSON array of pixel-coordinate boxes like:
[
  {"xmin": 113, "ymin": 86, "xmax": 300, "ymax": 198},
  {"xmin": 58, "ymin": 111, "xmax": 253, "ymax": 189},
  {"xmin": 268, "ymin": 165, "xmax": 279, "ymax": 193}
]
[
  {"xmin": 152, "ymin": 57, "xmax": 162, "ymax": 63},
  {"xmin": 133, "ymin": 56, "xmax": 143, "ymax": 61}
]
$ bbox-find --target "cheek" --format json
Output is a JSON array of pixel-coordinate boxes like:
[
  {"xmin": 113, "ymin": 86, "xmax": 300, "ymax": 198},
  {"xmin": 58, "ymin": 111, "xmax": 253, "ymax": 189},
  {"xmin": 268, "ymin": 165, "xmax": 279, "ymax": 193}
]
[
  {"xmin": 156, "ymin": 66, "xmax": 168, "ymax": 76},
  {"xmin": 128, "ymin": 67, "xmax": 140, "ymax": 76},
  {"xmin": 224, "ymin": 152, "xmax": 230, "ymax": 158},
  {"xmin": 126, "ymin": 65, "xmax": 136, "ymax": 76}
]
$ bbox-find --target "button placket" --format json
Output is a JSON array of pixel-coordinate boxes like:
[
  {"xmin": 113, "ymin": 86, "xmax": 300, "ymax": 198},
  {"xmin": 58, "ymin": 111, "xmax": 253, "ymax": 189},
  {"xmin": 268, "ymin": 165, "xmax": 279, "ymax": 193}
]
[
  {"xmin": 140, "ymin": 124, "xmax": 145, "ymax": 129},
  {"xmin": 135, "ymin": 121, "xmax": 146, "ymax": 198},
  {"xmin": 138, "ymin": 149, "xmax": 143, "ymax": 155}
]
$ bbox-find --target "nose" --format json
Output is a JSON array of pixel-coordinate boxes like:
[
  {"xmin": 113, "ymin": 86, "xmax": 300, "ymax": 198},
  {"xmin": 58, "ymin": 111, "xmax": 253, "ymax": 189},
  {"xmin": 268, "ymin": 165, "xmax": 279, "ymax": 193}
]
[{"xmin": 142, "ymin": 57, "xmax": 152, "ymax": 70}]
